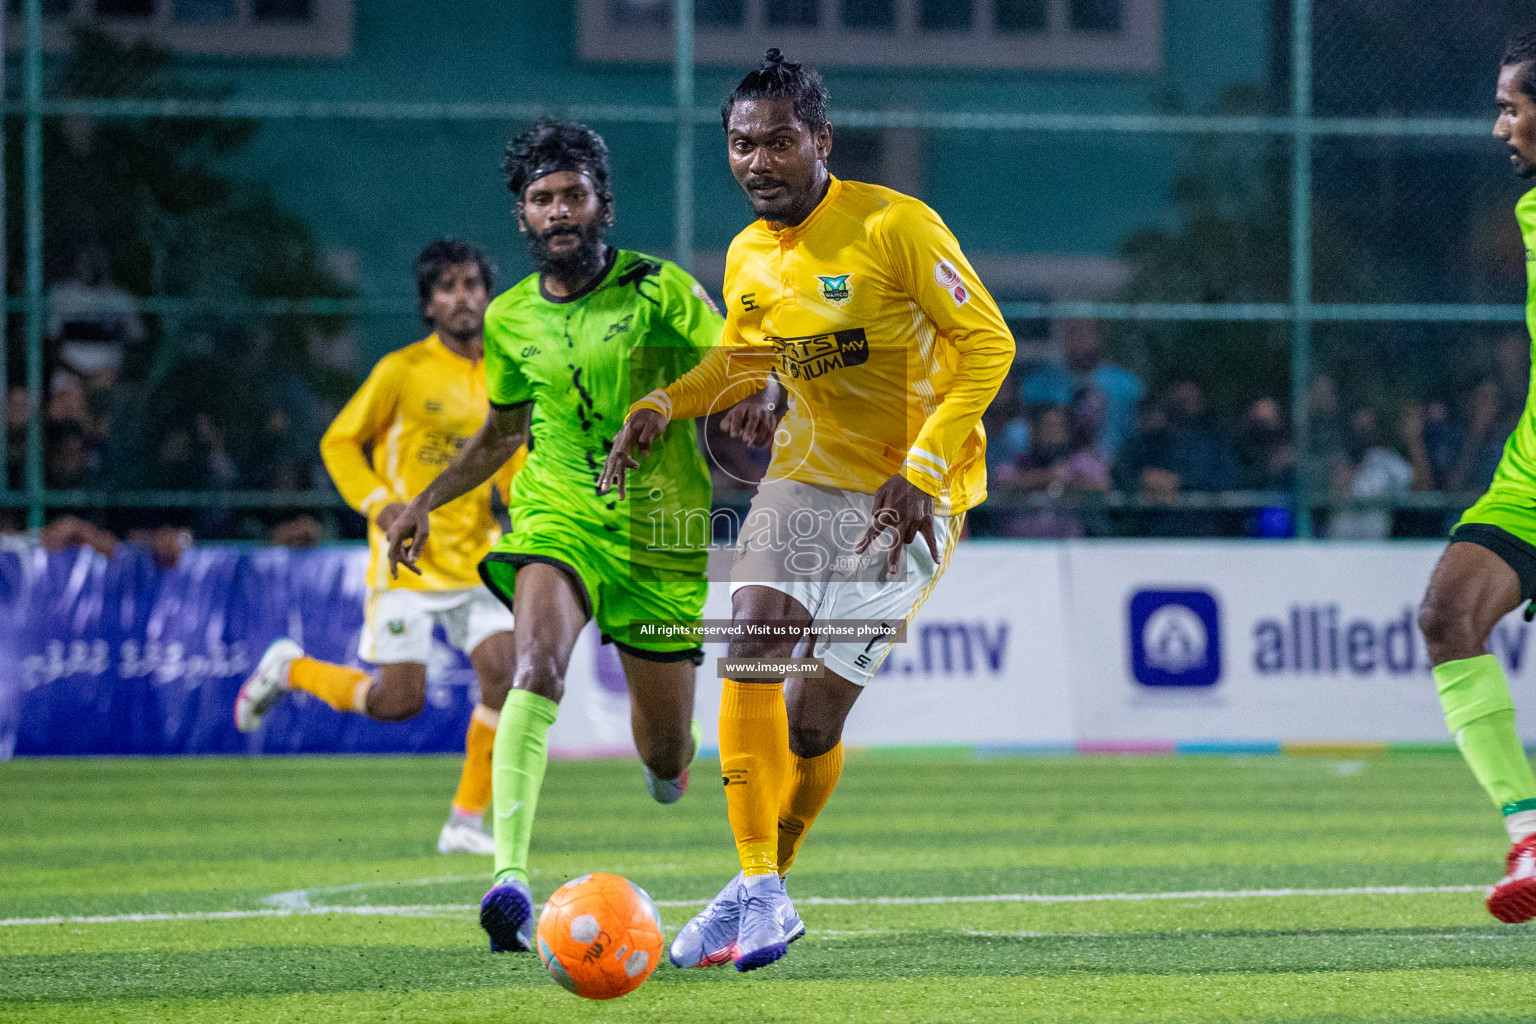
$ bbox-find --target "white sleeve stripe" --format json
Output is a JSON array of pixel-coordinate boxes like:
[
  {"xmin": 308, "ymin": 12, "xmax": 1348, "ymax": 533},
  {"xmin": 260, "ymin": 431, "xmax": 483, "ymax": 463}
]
[
  {"xmin": 648, "ymin": 389, "xmax": 673, "ymax": 420},
  {"xmin": 908, "ymin": 446, "xmax": 948, "ymax": 471},
  {"xmin": 359, "ymin": 487, "xmax": 390, "ymax": 516},
  {"xmin": 903, "ymin": 459, "xmax": 944, "ymax": 485}
]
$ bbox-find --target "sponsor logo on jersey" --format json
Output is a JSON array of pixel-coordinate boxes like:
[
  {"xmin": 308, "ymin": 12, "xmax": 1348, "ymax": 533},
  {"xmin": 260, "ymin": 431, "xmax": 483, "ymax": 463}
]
[
  {"xmin": 424, "ymin": 400, "xmax": 443, "ymax": 414},
  {"xmin": 692, "ymin": 282, "xmax": 722, "ymax": 316},
  {"xmin": 520, "ymin": 345, "xmax": 540, "ymax": 358},
  {"xmin": 815, "ymin": 273, "xmax": 852, "ymax": 302},
  {"xmin": 933, "ymin": 259, "xmax": 970, "ymax": 307},
  {"xmin": 771, "ymin": 328, "xmax": 870, "ymax": 381},
  {"xmin": 417, "ymin": 430, "xmax": 467, "ymax": 468},
  {"xmin": 1129, "ymin": 589, "xmax": 1222, "ymax": 687},
  {"xmin": 387, "ymin": 619, "xmax": 407, "ymax": 636},
  {"xmin": 603, "ymin": 314, "xmax": 634, "ymax": 342}
]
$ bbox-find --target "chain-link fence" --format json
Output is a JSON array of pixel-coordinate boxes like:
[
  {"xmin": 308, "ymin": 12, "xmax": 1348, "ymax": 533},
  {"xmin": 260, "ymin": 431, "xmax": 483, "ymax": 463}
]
[{"xmin": 5, "ymin": 0, "xmax": 1533, "ymax": 540}]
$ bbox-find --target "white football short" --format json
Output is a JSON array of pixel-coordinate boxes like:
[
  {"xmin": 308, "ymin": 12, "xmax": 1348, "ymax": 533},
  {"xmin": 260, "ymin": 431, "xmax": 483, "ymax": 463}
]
[
  {"xmin": 358, "ymin": 585, "xmax": 515, "ymax": 666},
  {"xmin": 729, "ymin": 478, "xmax": 961, "ymax": 686}
]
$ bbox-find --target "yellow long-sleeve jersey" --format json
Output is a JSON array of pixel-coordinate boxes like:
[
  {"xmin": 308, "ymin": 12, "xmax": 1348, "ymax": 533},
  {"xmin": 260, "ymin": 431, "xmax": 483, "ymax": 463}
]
[
  {"xmin": 321, "ymin": 333, "xmax": 525, "ymax": 591},
  {"xmin": 632, "ymin": 178, "xmax": 1015, "ymax": 514}
]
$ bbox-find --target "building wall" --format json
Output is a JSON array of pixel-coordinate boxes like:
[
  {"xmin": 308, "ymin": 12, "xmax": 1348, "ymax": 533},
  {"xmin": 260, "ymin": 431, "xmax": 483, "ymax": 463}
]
[{"xmin": 44, "ymin": 0, "xmax": 1273, "ymax": 362}]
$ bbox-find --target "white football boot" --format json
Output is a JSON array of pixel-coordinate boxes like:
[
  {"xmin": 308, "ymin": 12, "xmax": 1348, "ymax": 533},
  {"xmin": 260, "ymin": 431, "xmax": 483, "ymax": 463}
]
[
  {"xmin": 234, "ymin": 638, "xmax": 303, "ymax": 733},
  {"xmin": 733, "ymin": 872, "xmax": 802, "ymax": 972},
  {"xmin": 437, "ymin": 811, "xmax": 496, "ymax": 855}
]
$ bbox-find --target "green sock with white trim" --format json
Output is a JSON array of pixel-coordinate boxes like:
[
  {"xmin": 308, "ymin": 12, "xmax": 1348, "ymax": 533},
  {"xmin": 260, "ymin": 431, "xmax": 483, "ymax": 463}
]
[{"xmin": 1433, "ymin": 654, "xmax": 1536, "ymax": 842}]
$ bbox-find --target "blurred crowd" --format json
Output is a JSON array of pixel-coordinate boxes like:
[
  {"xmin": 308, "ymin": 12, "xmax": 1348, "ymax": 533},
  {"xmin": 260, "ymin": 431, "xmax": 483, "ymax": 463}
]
[
  {"xmin": 10, "ymin": 243, "xmax": 348, "ymax": 552},
  {"xmin": 976, "ymin": 320, "xmax": 1526, "ymax": 540},
  {"xmin": 14, "ymin": 249, "xmax": 1530, "ymax": 551}
]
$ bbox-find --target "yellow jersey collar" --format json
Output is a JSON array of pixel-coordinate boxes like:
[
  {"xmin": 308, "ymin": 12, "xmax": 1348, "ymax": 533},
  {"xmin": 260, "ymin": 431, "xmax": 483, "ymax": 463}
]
[
  {"xmin": 768, "ymin": 175, "xmax": 841, "ymax": 243},
  {"xmin": 427, "ymin": 331, "xmax": 482, "ymax": 365}
]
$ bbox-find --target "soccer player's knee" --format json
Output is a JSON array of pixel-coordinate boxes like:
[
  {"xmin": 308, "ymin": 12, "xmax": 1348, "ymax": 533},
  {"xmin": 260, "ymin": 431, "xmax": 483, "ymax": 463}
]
[
  {"xmin": 512, "ymin": 651, "xmax": 564, "ymax": 703},
  {"xmin": 370, "ymin": 684, "xmax": 425, "ymax": 723},
  {"xmin": 1418, "ymin": 590, "xmax": 1483, "ymax": 659},
  {"xmin": 788, "ymin": 721, "xmax": 840, "ymax": 760},
  {"xmin": 727, "ymin": 637, "xmax": 793, "ymax": 661},
  {"xmin": 476, "ymin": 662, "xmax": 515, "ymax": 709},
  {"xmin": 643, "ymin": 742, "xmax": 689, "ymax": 782}
]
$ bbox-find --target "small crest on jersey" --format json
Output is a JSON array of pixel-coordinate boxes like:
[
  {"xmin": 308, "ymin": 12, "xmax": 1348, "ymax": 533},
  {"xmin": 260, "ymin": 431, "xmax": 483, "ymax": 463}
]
[
  {"xmin": 387, "ymin": 619, "xmax": 407, "ymax": 636},
  {"xmin": 933, "ymin": 259, "xmax": 969, "ymax": 307},
  {"xmin": 691, "ymin": 282, "xmax": 722, "ymax": 316},
  {"xmin": 816, "ymin": 274, "xmax": 853, "ymax": 303},
  {"xmin": 424, "ymin": 400, "xmax": 443, "ymax": 414}
]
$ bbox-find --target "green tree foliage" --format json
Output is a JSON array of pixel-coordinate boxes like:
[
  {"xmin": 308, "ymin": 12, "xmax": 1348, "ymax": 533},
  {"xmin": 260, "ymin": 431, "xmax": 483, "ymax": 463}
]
[
  {"xmin": 7, "ymin": 28, "xmax": 354, "ymax": 494},
  {"xmin": 1111, "ymin": 85, "xmax": 1331, "ymax": 423}
]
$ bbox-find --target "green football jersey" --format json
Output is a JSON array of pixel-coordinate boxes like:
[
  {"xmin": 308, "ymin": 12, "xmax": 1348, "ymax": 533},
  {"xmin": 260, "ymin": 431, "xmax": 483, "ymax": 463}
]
[
  {"xmin": 1457, "ymin": 187, "xmax": 1536, "ymax": 546},
  {"xmin": 1478, "ymin": 190, "xmax": 1536, "ymax": 495},
  {"xmin": 483, "ymin": 248, "xmax": 722, "ymax": 574}
]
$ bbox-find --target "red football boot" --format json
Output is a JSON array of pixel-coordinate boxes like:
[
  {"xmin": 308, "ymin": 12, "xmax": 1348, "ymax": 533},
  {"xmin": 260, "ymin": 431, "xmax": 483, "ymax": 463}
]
[{"xmin": 1487, "ymin": 833, "xmax": 1536, "ymax": 923}]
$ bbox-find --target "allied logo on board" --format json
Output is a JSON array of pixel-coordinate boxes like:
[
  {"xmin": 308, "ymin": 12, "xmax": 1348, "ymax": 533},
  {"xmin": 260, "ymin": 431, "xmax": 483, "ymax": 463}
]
[{"xmin": 1129, "ymin": 589, "xmax": 1222, "ymax": 687}]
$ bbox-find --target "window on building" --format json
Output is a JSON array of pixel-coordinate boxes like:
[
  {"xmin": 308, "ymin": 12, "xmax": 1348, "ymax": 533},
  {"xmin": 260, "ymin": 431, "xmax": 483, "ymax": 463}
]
[
  {"xmin": 174, "ymin": 0, "xmax": 235, "ymax": 23},
  {"xmin": 10, "ymin": 0, "xmax": 349, "ymax": 55},
  {"xmin": 95, "ymin": 0, "xmax": 153, "ymax": 15},
  {"xmin": 696, "ymin": 0, "xmax": 744, "ymax": 28},
  {"xmin": 251, "ymin": 0, "xmax": 312, "ymax": 20},
  {"xmin": 1069, "ymin": 0, "xmax": 1119, "ymax": 32},
  {"xmin": 580, "ymin": 0, "xmax": 1160, "ymax": 71},
  {"xmin": 919, "ymin": 0, "xmax": 970, "ymax": 32},
  {"xmin": 765, "ymin": 0, "xmax": 819, "ymax": 28},
  {"xmin": 994, "ymin": 0, "xmax": 1046, "ymax": 33},
  {"xmin": 840, "ymin": 0, "xmax": 893, "ymax": 31}
]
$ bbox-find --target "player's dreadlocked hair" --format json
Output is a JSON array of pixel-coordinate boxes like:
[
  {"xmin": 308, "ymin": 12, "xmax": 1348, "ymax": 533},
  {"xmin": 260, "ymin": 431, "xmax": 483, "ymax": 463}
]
[
  {"xmin": 413, "ymin": 239, "xmax": 493, "ymax": 324},
  {"xmin": 721, "ymin": 48, "xmax": 828, "ymax": 132},
  {"xmin": 1505, "ymin": 29, "xmax": 1536, "ymax": 101},
  {"xmin": 502, "ymin": 118, "xmax": 614, "ymax": 212}
]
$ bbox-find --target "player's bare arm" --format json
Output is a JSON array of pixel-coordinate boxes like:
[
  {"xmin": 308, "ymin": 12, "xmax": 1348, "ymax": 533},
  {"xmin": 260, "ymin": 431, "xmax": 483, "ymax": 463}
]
[
  {"xmin": 388, "ymin": 400, "xmax": 531, "ymax": 575},
  {"xmin": 720, "ymin": 374, "xmax": 782, "ymax": 447},
  {"xmin": 855, "ymin": 474, "xmax": 939, "ymax": 574},
  {"xmin": 596, "ymin": 408, "xmax": 667, "ymax": 500},
  {"xmin": 599, "ymin": 382, "xmax": 775, "ymax": 498}
]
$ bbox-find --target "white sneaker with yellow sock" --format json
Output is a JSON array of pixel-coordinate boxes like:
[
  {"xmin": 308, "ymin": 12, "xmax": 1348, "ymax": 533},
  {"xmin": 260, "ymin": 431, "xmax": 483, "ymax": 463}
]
[{"xmin": 234, "ymin": 638, "xmax": 303, "ymax": 733}]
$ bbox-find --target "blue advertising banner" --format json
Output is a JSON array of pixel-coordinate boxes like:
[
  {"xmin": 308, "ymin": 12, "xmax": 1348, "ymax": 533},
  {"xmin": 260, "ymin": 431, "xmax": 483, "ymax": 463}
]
[{"xmin": 3, "ymin": 544, "xmax": 481, "ymax": 757}]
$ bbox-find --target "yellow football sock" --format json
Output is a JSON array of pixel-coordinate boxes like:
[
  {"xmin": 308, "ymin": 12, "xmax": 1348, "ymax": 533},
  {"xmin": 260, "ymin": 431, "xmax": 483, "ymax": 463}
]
[
  {"xmin": 777, "ymin": 741, "xmax": 844, "ymax": 875},
  {"xmin": 718, "ymin": 678, "xmax": 789, "ymax": 877},
  {"xmin": 288, "ymin": 657, "xmax": 371, "ymax": 714},
  {"xmin": 452, "ymin": 704, "xmax": 500, "ymax": 816}
]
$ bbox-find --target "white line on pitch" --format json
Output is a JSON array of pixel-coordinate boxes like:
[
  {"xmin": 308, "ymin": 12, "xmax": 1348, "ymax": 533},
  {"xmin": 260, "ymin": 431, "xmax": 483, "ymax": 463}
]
[
  {"xmin": 724, "ymin": 884, "xmax": 1489, "ymax": 908},
  {"xmin": 264, "ymin": 874, "xmax": 488, "ymax": 909},
  {"xmin": 0, "ymin": 904, "xmax": 477, "ymax": 927},
  {"xmin": 0, "ymin": 884, "xmax": 1489, "ymax": 929}
]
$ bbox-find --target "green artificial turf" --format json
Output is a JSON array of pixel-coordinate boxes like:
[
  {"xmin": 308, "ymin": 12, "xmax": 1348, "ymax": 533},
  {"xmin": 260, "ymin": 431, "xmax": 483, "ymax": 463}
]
[{"xmin": 2, "ymin": 751, "xmax": 1534, "ymax": 1022}]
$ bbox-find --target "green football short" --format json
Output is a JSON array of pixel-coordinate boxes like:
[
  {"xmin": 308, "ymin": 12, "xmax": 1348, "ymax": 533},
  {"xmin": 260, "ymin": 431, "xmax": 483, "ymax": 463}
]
[
  {"xmin": 478, "ymin": 507, "xmax": 707, "ymax": 662},
  {"xmin": 1453, "ymin": 487, "xmax": 1536, "ymax": 601},
  {"xmin": 1455, "ymin": 488, "xmax": 1536, "ymax": 550}
]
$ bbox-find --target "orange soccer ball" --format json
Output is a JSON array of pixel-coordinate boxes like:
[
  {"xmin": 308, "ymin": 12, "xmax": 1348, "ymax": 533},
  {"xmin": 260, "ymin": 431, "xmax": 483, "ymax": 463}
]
[{"xmin": 536, "ymin": 872, "xmax": 665, "ymax": 1000}]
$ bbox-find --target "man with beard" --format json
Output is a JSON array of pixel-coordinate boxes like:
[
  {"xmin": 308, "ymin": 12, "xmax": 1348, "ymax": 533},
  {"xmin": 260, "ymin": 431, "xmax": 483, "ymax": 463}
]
[
  {"xmin": 1419, "ymin": 28, "xmax": 1536, "ymax": 924},
  {"xmin": 601, "ymin": 50, "xmax": 1014, "ymax": 971},
  {"xmin": 235, "ymin": 239, "xmax": 522, "ymax": 856},
  {"xmin": 385, "ymin": 119, "xmax": 771, "ymax": 952}
]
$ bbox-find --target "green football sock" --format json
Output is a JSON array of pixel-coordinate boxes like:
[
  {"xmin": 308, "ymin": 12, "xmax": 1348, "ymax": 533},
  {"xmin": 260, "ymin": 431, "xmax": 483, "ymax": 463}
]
[
  {"xmin": 1434, "ymin": 654, "xmax": 1536, "ymax": 817},
  {"xmin": 492, "ymin": 689, "xmax": 560, "ymax": 886}
]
